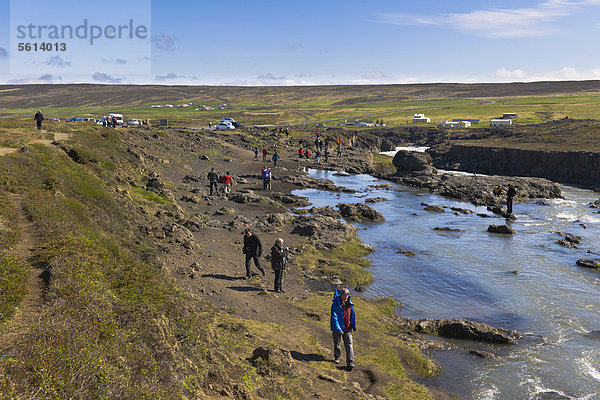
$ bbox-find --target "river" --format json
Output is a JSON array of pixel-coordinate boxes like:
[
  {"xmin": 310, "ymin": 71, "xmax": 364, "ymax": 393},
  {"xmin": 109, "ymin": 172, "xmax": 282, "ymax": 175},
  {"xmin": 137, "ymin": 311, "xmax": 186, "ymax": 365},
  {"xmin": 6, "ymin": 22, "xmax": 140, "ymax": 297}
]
[{"xmin": 293, "ymin": 169, "xmax": 600, "ymax": 400}]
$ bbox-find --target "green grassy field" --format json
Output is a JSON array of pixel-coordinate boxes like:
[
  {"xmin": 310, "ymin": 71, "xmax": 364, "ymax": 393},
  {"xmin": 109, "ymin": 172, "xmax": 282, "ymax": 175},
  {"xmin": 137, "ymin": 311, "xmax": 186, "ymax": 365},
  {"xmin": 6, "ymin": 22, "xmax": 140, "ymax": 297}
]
[{"xmin": 2, "ymin": 82, "xmax": 600, "ymax": 128}]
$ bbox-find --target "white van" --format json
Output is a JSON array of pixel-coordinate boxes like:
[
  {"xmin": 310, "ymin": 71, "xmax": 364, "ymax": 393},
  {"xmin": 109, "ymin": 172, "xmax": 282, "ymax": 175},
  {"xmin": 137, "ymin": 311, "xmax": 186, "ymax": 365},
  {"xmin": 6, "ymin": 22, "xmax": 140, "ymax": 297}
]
[{"xmin": 109, "ymin": 114, "xmax": 124, "ymax": 125}]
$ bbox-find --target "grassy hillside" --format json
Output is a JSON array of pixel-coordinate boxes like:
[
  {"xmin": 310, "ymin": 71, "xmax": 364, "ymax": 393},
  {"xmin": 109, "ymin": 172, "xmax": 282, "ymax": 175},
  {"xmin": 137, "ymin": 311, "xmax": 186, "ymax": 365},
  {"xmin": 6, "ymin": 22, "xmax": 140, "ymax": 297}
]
[{"xmin": 0, "ymin": 119, "xmax": 440, "ymax": 399}]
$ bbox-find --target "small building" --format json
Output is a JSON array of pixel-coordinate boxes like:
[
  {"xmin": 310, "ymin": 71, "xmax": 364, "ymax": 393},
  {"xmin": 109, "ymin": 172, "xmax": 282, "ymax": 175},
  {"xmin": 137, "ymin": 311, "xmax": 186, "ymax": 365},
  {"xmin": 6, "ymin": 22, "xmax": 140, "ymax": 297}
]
[
  {"xmin": 491, "ymin": 119, "xmax": 512, "ymax": 127},
  {"xmin": 413, "ymin": 113, "xmax": 431, "ymax": 123},
  {"xmin": 502, "ymin": 113, "xmax": 518, "ymax": 119},
  {"xmin": 452, "ymin": 119, "xmax": 480, "ymax": 124},
  {"xmin": 442, "ymin": 120, "xmax": 471, "ymax": 128}
]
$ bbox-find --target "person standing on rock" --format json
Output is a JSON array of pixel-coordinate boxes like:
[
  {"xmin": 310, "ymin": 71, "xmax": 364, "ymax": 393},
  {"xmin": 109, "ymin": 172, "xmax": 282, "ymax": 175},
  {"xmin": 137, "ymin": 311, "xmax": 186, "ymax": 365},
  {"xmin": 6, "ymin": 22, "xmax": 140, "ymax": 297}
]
[
  {"xmin": 222, "ymin": 171, "xmax": 233, "ymax": 197},
  {"xmin": 207, "ymin": 167, "xmax": 219, "ymax": 196},
  {"xmin": 271, "ymin": 238, "xmax": 288, "ymax": 293},
  {"xmin": 34, "ymin": 110, "xmax": 44, "ymax": 130},
  {"xmin": 243, "ymin": 229, "xmax": 265, "ymax": 278},
  {"xmin": 506, "ymin": 184, "xmax": 517, "ymax": 214},
  {"xmin": 330, "ymin": 288, "xmax": 355, "ymax": 371}
]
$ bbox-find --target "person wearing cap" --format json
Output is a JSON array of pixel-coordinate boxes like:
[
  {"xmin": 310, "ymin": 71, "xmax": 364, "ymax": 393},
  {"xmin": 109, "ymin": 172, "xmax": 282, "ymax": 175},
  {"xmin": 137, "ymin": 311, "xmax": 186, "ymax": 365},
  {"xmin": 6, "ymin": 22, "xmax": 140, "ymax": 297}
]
[{"xmin": 270, "ymin": 238, "xmax": 288, "ymax": 293}]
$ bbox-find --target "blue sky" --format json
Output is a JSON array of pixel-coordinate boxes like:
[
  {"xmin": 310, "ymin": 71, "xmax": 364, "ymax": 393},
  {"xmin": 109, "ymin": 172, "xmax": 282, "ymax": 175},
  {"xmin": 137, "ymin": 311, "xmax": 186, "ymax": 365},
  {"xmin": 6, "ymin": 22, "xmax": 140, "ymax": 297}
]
[{"xmin": 1, "ymin": 0, "xmax": 600, "ymax": 85}]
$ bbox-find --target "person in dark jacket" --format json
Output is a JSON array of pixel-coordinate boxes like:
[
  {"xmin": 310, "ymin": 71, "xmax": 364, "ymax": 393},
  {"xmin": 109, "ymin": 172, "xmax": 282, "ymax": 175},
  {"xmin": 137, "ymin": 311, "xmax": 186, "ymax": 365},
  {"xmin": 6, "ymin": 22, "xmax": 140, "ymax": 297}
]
[
  {"xmin": 271, "ymin": 238, "xmax": 288, "ymax": 292},
  {"xmin": 34, "ymin": 110, "xmax": 44, "ymax": 130},
  {"xmin": 506, "ymin": 184, "xmax": 517, "ymax": 214},
  {"xmin": 330, "ymin": 288, "xmax": 356, "ymax": 370},
  {"xmin": 243, "ymin": 229, "xmax": 265, "ymax": 278},
  {"xmin": 207, "ymin": 168, "xmax": 219, "ymax": 196}
]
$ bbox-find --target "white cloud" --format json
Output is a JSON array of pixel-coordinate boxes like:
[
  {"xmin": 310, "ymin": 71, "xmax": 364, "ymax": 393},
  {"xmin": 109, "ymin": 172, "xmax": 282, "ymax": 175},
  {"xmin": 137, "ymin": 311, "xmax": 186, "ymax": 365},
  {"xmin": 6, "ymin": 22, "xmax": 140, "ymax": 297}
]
[
  {"xmin": 257, "ymin": 73, "xmax": 287, "ymax": 80},
  {"xmin": 92, "ymin": 72, "xmax": 123, "ymax": 83},
  {"xmin": 492, "ymin": 68, "xmax": 527, "ymax": 79},
  {"xmin": 43, "ymin": 56, "xmax": 71, "ymax": 67},
  {"xmin": 152, "ymin": 33, "xmax": 177, "ymax": 51},
  {"xmin": 155, "ymin": 73, "xmax": 198, "ymax": 82},
  {"xmin": 8, "ymin": 74, "xmax": 58, "ymax": 84},
  {"xmin": 490, "ymin": 66, "xmax": 600, "ymax": 81},
  {"xmin": 375, "ymin": 0, "xmax": 600, "ymax": 38}
]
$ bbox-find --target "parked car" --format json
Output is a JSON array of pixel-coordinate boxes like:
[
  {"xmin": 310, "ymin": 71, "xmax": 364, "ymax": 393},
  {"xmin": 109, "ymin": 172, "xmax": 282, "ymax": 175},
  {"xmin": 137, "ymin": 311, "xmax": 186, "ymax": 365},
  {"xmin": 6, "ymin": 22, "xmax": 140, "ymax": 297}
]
[
  {"xmin": 314, "ymin": 122, "xmax": 325, "ymax": 127},
  {"xmin": 82, "ymin": 118, "xmax": 96, "ymax": 122},
  {"xmin": 127, "ymin": 119, "xmax": 140, "ymax": 125},
  {"xmin": 109, "ymin": 113, "xmax": 124, "ymax": 125},
  {"xmin": 215, "ymin": 121, "xmax": 235, "ymax": 130},
  {"xmin": 221, "ymin": 117, "xmax": 241, "ymax": 128},
  {"xmin": 49, "ymin": 117, "xmax": 60, "ymax": 122},
  {"xmin": 66, "ymin": 117, "xmax": 83, "ymax": 122}
]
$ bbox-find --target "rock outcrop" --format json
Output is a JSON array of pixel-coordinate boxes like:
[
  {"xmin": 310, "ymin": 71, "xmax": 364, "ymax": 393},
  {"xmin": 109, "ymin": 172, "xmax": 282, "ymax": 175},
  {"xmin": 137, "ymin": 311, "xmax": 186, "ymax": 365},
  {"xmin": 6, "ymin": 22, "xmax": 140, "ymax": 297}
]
[
  {"xmin": 338, "ymin": 203, "xmax": 385, "ymax": 222},
  {"xmin": 433, "ymin": 144, "xmax": 600, "ymax": 187},
  {"xmin": 398, "ymin": 318, "xmax": 521, "ymax": 344},
  {"xmin": 488, "ymin": 225, "xmax": 516, "ymax": 234},
  {"xmin": 291, "ymin": 215, "xmax": 358, "ymax": 249}
]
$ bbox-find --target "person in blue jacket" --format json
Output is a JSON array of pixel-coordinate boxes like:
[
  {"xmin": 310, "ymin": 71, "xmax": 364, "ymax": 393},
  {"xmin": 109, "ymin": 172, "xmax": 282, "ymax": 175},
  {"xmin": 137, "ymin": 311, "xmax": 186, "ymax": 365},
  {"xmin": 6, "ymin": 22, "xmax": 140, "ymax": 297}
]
[{"xmin": 330, "ymin": 288, "xmax": 356, "ymax": 370}]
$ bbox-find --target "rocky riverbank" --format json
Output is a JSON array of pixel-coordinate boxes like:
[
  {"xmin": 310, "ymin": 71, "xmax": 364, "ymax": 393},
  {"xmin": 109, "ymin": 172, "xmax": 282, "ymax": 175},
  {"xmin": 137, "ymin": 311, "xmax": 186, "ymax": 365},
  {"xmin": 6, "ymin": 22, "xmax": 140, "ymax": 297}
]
[{"xmin": 377, "ymin": 150, "xmax": 563, "ymax": 207}]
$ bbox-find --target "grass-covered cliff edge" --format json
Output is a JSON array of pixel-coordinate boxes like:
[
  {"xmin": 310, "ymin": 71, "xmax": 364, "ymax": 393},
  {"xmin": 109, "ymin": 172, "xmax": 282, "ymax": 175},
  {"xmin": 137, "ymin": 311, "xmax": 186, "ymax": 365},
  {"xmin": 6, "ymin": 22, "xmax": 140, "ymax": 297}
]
[{"xmin": 0, "ymin": 119, "xmax": 444, "ymax": 400}]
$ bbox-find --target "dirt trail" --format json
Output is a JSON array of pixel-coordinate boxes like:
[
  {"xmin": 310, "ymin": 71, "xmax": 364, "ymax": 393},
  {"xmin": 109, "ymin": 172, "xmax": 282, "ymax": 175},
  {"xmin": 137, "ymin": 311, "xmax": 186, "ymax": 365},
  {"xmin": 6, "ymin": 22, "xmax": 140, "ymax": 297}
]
[
  {"xmin": 0, "ymin": 194, "xmax": 45, "ymax": 355},
  {"xmin": 0, "ymin": 131, "xmax": 72, "ymax": 157}
]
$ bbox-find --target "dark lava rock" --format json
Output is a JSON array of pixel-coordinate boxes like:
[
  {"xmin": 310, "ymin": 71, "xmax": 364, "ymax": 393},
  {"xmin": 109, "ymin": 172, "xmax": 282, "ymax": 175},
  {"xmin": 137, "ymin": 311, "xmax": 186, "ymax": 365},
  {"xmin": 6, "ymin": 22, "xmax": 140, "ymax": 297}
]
[
  {"xmin": 421, "ymin": 202, "xmax": 445, "ymax": 213},
  {"xmin": 291, "ymin": 215, "xmax": 358, "ymax": 249},
  {"xmin": 309, "ymin": 206, "xmax": 342, "ymax": 219},
  {"xmin": 434, "ymin": 227, "xmax": 464, "ymax": 232},
  {"xmin": 338, "ymin": 203, "xmax": 385, "ymax": 222},
  {"xmin": 365, "ymin": 197, "xmax": 389, "ymax": 203},
  {"xmin": 396, "ymin": 248, "xmax": 416, "ymax": 256},
  {"xmin": 488, "ymin": 225, "xmax": 516, "ymax": 234},
  {"xmin": 576, "ymin": 259, "xmax": 600, "ymax": 269},
  {"xmin": 589, "ymin": 199, "xmax": 600, "ymax": 209},
  {"xmin": 469, "ymin": 350, "xmax": 496, "ymax": 359},
  {"xmin": 400, "ymin": 318, "xmax": 521, "ymax": 344},
  {"xmin": 393, "ymin": 150, "xmax": 436, "ymax": 174},
  {"xmin": 250, "ymin": 346, "xmax": 295, "ymax": 376},
  {"xmin": 447, "ymin": 206, "xmax": 474, "ymax": 214}
]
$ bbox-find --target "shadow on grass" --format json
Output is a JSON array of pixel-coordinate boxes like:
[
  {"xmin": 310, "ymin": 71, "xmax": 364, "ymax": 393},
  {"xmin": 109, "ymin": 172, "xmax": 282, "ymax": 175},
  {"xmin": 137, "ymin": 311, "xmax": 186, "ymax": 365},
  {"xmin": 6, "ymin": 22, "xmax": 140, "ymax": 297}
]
[{"xmin": 290, "ymin": 351, "xmax": 326, "ymax": 362}]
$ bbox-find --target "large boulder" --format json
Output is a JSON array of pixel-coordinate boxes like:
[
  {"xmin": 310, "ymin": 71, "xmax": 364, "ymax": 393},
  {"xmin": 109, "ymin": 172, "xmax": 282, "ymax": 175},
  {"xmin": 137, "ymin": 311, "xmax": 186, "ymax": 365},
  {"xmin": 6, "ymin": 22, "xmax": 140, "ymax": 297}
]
[
  {"xmin": 393, "ymin": 150, "xmax": 436, "ymax": 175},
  {"xmin": 250, "ymin": 346, "xmax": 295, "ymax": 376},
  {"xmin": 488, "ymin": 225, "xmax": 516, "ymax": 234},
  {"xmin": 337, "ymin": 203, "xmax": 385, "ymax": 222},
  {"xmin": 576, "ymin": 259, "xmax": 600, "ymax": 269},
  {"xmin": 401, "ymin": 318, "xmax": 521, "ymax": 344},
  {"xmin": 291, "ymin": 215, "xmax": 358, "ymax": 249}
]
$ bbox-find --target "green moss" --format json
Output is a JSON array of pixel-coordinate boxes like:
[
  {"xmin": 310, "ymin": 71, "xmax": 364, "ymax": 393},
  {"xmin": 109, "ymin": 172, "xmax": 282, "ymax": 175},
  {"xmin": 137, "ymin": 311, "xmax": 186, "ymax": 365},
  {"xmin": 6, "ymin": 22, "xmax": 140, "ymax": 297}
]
[
  {"xmin": 130, "ymin": 185, "xmax": 172, "ymax": 205},
  {"xmin": 295, "ymin": 238, "xmax": 373, "ymax": 286},
  {"xmin": 0, "ymin": 254, "xmax": 28, "ymax": 324}
]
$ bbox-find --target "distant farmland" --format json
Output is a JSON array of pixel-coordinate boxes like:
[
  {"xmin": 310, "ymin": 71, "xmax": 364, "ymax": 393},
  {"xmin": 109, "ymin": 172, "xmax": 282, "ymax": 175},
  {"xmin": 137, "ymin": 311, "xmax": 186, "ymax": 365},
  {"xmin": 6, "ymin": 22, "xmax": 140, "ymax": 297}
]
[{"xmin": 1, "ymin": 81, "xmax": 600, "ymax": 127}]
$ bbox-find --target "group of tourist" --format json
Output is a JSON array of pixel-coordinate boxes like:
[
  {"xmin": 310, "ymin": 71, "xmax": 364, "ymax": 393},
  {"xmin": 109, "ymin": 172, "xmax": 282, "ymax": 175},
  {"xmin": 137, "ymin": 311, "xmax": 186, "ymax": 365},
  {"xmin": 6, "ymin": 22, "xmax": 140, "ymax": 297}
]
[
  {"xmin": 243, "ymin": 228, "xmax": 355, "ymax": 370},
  {"xmin": 254, "ymin": 147, "xmax": 280, "ymax": 167}
]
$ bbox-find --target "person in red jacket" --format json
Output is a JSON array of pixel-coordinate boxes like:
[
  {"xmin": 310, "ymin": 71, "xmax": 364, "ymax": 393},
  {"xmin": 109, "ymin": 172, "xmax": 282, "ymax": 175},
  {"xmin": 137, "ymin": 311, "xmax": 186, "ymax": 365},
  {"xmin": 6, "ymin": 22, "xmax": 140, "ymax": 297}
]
[
  {"xmin": 222, "ymin": 171, "xmax": 234, "ymax": 196},
  {"xmin": 262, "ymin": 148, "xmax": 268, "ymax": 162}
]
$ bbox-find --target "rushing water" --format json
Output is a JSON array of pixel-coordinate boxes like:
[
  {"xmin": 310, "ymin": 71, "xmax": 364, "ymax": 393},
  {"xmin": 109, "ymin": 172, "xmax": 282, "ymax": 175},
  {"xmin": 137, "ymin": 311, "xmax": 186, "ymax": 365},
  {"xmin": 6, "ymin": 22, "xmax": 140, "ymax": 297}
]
[{"xmin": 293, "ymin": 170, "xmax": 600, "ymax": 400}]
